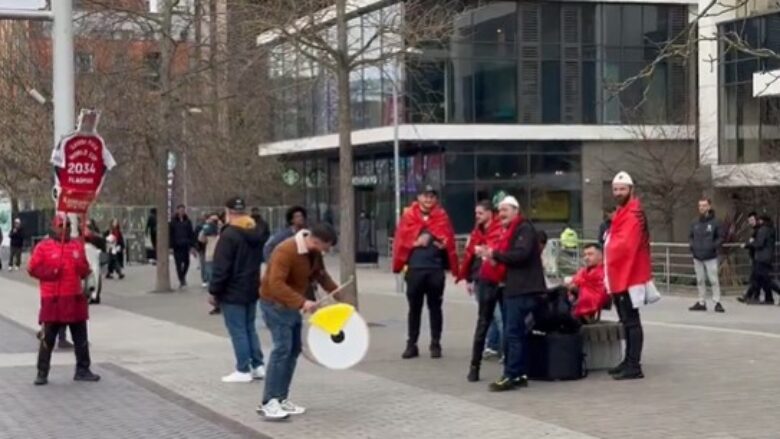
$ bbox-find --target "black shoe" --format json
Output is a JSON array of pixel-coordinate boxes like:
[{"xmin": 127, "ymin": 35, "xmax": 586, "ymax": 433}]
[
  {"xmin": 714, "ymin": 302, "xmax": 725, "ymax": 313},
  {"xmin": 118, "ymin": 273, "xmax": 125, "ymax": 280},
  {"xmin": 105, "ymin": 274, "xmax": 114, "ymax": 280},
  {"xmin": 467, "ymin": 366, "xmax": 479, "ymax": 382},
  {"xmin": 608, "ymin": 361, "xmax": 626, "ymax": 376},
  {"xmin": 74, "ymin": 371, "xmax": 101, "ymax": 382},
  {"xmin": 489, "ymin": 376, "xmax": 517, "ymax": 392},
  {"xmin": 401, "ymin": 344, "xmax": 419, "ymax": 359},
  {"xmin": 34, "ymin": 374, "xmax": 48, "ymax": 386},
  {"xmin": 689, "ymin": 302, "xmax": 707, "ymax": 311},
  {"xmin": 430, "ymin": 342, "xmax": 442, "ymax": 359},
  {"xmin": 58, "ymin": 340, "xmax": 74, "ymax": 350},
  {"xmin": 512, "ymin": 376, "xmax": 529, "ymax": 388},
  {"xmin": 612, "ymin": 367, "xmax": 644, "ymax": 380}
]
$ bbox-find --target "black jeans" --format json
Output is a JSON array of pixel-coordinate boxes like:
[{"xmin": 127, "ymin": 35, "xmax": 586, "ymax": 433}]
[
  {"xmin": 37, "ymin": 321, "xmax": 91, "ymax": 376},
  {"xmin": 746, "ymin": 262, "xmax": 777, "ymax": 302},
  {"xmin": 173, "ymin": 246, "xmax": 190, "ymax": 284},
  {"xmin": 613, "ymin": 293, "xmax": 643, "ymax": 369},
  {"xmin": 9, "ymin": 246, "xmax": 22, "ymax": 268},
  {"xmin": 405, "ymin": 268, "xmax": 446, "ymax": 345},
  {"xmin": 108, "ymin": 253, "xmax": 124, "ymax": 277},
  {"xmin": 470, "ymin": 282, "xmax": 503, "ymax": 367}
]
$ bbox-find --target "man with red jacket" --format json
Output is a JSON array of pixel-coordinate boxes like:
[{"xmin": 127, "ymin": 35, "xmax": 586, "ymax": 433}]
[
  {"xmin": 28, "ymin": 215, "xmax": 100, "ymax": 386},
  {"xmin": 393, "ymin": 185, "xmax": 458, "ymax": 360},
  {"xmin": 567, "ymin": 243, "xmax": 609, "ymax": 323},
  {"xmin": 604, "ymin": 171, "xmax": 651, "ymax": 380}
]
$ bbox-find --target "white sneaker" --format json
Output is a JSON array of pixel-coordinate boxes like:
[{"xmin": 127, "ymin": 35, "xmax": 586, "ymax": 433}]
[
  {"xmin": 201, "ymin": 282, "xmax": 208, "ymax": 288},
  {"xmin": 257, "ymin": 399, "xmax": 290, "ymax": 421},
  {"xmin": 221, "ymin": 371, "xmax": 253, "ymax": 383},
  {"xmin": 251, "ymin": 365, "xmax": 265, "ymax": 380},
  {"xmin": 280, "ymin": 399, "xmax": 306, "ymax": 415}
]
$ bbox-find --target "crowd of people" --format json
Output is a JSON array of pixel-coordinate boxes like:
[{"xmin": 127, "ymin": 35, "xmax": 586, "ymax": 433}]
[{"xmin": 16, "ymin": 168, "xmax": 780, "ymax": 421}]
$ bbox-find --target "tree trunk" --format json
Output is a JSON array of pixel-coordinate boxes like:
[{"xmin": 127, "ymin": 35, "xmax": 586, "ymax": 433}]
[
  {"xmin": 336, "ymin": 0, "xmax": 358, "ymax": 307},
  {"xmin": 154, "ymin": 0, "xmax": 175, "ymax": 292}
]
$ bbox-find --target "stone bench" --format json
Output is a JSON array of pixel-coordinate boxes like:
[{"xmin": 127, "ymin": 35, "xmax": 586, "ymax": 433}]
[{"xmin": 581, "ymin": 321, "xmax": 623, "ymax": 371}]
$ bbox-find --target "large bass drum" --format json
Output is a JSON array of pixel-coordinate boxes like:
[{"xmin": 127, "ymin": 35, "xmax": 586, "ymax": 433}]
[{"xmin": 304, "ymin": 303, "xmax": 369, "ymax": 370}]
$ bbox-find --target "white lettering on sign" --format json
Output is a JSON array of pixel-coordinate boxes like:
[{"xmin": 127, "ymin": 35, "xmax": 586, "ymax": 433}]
[
  {"xmin": 352, "ymin": 175, "xmax": 378, "ymax": 186},
  {"xmin": 67, "ymin": 162, "xmax": 97, "ymax": 175}
]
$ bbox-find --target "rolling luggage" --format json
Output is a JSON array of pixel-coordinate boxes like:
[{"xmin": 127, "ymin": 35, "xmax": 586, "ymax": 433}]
[{"xmin": 527, "ymin": 331, "xmax": 586, "ymax": 381}]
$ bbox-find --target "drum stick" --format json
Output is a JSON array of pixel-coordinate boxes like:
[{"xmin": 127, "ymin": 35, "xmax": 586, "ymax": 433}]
[{"xmin": 315, "ymin": 276, "xmax": 355, "ymax": 306}]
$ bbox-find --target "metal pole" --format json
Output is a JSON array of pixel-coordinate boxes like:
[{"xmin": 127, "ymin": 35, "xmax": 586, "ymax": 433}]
[
  {"xmin": 0, "ymin": 9, "xmax": 53, "ymax": 20},
  {"xmin": 393, "ymin": 55, "xmax": 403, "ymax": 294},
  {"xmin": 665, "ymin": 246, "xmax": 671, "ymax": 293},
  {"xmin": 52, "ymin": 0, "xmax": 75, "ymax": 145}
]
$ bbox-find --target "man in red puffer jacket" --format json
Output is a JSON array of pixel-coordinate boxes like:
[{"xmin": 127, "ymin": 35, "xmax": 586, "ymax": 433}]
[{"xmin": 28, "ymin": 215, "xmax": 100, "ymax": 386}]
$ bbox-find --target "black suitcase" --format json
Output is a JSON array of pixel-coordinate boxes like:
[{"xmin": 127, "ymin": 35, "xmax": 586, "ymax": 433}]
[{"xmin": 527, "ymin": 331, "xmax": 586, "ymax": 381}]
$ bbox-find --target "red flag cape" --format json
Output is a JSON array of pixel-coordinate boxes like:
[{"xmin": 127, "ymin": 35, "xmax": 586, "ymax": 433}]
[
  {"xmin": 479, "ymin": 215, "xmax": 522, "ymax": 284},
  {"xmin": 392, "ymin": 202, "xmax": 458, "ymax": 277},
  {"xmin": 571, "ymin": 264, "xmax": 609, "ymax": 318},
  {"xmin": 457, "ymin": 221, "xmax": 490, "ymax": 283},
  {"xmin": 604, "ymin": 197, "xmax": 652, "ymax": 294}
]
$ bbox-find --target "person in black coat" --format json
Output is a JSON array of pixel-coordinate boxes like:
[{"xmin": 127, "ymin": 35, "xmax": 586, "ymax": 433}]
[
  {"xmin": 8, "ymin": 218, "xmax": 24, "ymax": 271},
  {"xmin": 476, "ymin": 196, "xmax": 546, "ymax": 392},
  {"xmin": 169, "ymin": 205, "xmax": 195, "ymax": 288},
  {"xmin": 208, "ymin": 197, "xmax": 265, "ymax": 382},
  {"xmin": 741, "ymin": 214, "xmax": 778, "ymax": 305}
]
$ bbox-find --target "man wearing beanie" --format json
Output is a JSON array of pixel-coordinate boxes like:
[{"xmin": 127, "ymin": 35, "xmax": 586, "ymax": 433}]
[
  {"xmin": 604, "ymin": 172, "xmax": 651, "ymax": 380},
  {"xmin": 209, "ymin": 197, "xmax": 266, "ymax": 384}
]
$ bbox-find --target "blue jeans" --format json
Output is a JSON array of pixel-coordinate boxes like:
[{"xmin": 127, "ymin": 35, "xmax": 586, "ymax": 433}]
[
  {"xmin": 199, "ymin": 252, "xmax": 208, "ymax": 283},
  {"xmin": 503, "ymin": 294, "xmax": 540, "ymax": 379},
  {"xmin": 203, "ymin": 261, "xmax": 213, "ymax": 285},
  {"xmin": 261, "ymin": 300, "xmax": 302, "ymax": 404},
  {"xmin": 221, "ymin": 302, "xmax": 264, "ymax": 373}
]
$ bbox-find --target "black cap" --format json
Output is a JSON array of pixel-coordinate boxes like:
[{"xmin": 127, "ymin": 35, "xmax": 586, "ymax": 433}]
[
  {"xmin": 419, "ymin": 184, "xmax": 438, "ymax": 197},
  {"xmin": 225, "ymin": 197, "xmax": 247, "ymax": 211}
]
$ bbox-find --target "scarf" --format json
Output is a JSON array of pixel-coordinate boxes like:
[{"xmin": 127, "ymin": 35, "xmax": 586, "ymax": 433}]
[
  {"xmin": 479, "ymin": 214, "xmax": 523, "ymax": 284},
  {"xmin": 392, "ymin": 201, "xmax": 459, "ymax": 277}
]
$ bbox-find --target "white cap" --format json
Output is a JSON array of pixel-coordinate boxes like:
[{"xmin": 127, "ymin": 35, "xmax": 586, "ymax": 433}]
[
  {"xmin": 498, "ymin": 195, "xmax": 520, "ymax": 209},
  {"xmin": 612, "ymin": 171, "xmax": 634, "ymax": 187}
]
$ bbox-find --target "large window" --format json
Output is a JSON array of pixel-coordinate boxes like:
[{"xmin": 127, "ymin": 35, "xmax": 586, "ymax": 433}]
[{"xmin": 720, "ymin": 13, "xmax": 780, "ymax": 164}]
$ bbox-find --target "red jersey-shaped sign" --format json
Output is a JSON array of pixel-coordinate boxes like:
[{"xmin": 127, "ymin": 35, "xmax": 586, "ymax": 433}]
[{"xmin": 51, "ymin": 110, "xmax": 116, "ymax": 214}]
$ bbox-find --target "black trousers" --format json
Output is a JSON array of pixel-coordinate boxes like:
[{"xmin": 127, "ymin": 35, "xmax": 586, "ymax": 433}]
[
  {"xmin": 9, "ymin": 246, "xmax": 22, "ymax": 267},
  {"xmin": 613, "ymin": 293, "xmax": 643, "ymax": 369},
  {"xmin": 470, "ymin": 282, "xmax": 503, "ymax": 367},
  {"xmin": 173, "ymin": 247, "xmax": 190, "ymax": 284},
  {"xmin": 746, "ymin": 262, "xmax": 777, "ymax": 302},
  {"xmin": 37, "ymin": 321, "xmax": 91, "ymax": 376},
  {"xmin": 405, "ymin": 269, "xmax": 445, "ymax": 345},
  {"xmin": 108, "ymin": 253, "xmax": 124, "ymax": 276}
]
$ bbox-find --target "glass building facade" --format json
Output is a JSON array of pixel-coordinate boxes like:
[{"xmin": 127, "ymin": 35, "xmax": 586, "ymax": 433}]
[
  {"xmin": 719, "ymin": 12, "xmax": 780, "ymax": 164},
  {"xmin": 267, "ymin": 1, "xmax": 691, "ymax": 142}
]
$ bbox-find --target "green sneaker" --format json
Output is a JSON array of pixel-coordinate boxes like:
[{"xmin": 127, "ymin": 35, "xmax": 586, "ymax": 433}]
[{"xmin": 489, "ymin": 377, "xmax": 517, "ymax": 392}]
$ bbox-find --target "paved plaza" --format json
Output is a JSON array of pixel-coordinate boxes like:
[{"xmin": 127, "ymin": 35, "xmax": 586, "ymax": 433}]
[{"xmin": 1, "ymin": 256, "xmax": 779, "ymax": 439}]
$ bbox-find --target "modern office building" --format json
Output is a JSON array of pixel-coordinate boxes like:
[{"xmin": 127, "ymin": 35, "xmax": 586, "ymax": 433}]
[{"xmin": 258, "ymin": 0, "xmax": 698, "ymax": 250}]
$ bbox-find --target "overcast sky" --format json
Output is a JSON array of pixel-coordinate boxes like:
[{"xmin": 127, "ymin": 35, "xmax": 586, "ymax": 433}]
[{"xmin": 0, "ymin": 0, "xmax": 46, "ymax": 9}]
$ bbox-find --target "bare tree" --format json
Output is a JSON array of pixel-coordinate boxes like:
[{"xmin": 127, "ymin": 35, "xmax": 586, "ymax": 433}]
[{"xmin": 244, "ymin": 0, "xmax": 461, "ymax": 306}]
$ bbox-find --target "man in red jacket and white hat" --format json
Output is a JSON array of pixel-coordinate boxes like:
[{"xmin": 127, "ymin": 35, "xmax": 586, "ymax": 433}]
[{"xmin": 604, "ymin": 171, "xmax": 651, "ymax": 380}]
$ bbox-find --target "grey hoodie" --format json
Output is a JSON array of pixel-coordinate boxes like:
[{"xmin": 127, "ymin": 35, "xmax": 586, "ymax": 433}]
[{"xmin": 689, "ymin": 210, "xmax": 723, "ymax": 261}]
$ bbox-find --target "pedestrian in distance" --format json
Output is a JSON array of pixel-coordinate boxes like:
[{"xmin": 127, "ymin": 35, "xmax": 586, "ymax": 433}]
[
  {"xmin": 195, "ymin": 213, "xmax": 209, "ymax": 288},
  {"xmin": 9, "ymin": 218, "xmax": 24, "ymax": 271},
  {"xmin": 250, "ymin": 207, "xmax": 271, "ymax": 261},
  {"xmin": 263, "ymin": 206, "xmax": 307, "ymax": 262},
  {"xmin": 209, "ymin": 197, "xmax": 266, "ymax": 384},
  {"xmin": 604, "ymin": 171, "xmax": 651, "ymax": 380},
  {"xmin": 474, "ymin": 195, "xmax": 546, "ymax": 392},
  {"xmin": 392, "ymin": 185, "xmax": 459, "ymax": 360},
  {"xmin": 105, "ymin": 219, "xmax": 125, "ymax": 280},
  {"xmin": 258, "ymin": 223, "xmax": 340, "ymax": 421},
  {"xmin": 28, "ymin": 215, "xmax": 100, "ymax": 386},
  {"xmin": 688, "ymin": 198, "xmax": 725, "ymax": 313},
  {"xmin": 198, "ymin": 213, "xmax": 220, "ymax": 290},
  {"xmin": 146, "ymin": 208, "xmax": 157, "ymax": 264},
  {"xmin": 170, "ymin": 204, "xmax": 196, "ymax": 289},
  {"xmin": 740, "ymin": 214, "xmax": 779, "ymax": 305}
]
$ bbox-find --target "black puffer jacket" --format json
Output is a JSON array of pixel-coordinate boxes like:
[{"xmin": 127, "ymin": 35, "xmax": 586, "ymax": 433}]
[
  {"xmin": 689, "ymin": 210, "xmax": 723, "ymax": 261},
  {"xmin": 748, "ymin": 223, "xmax": 774, "ymax": 265},
  {"xmin": 169, "ymin": 215, "xmax": 195, "ymax": 249},
  {"xmin": 209, "ymin": 216, "xmax": 264, "ymax": 305}
]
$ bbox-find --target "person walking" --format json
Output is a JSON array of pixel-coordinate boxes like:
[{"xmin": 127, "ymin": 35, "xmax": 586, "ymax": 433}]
[
  {"xmin": 459, "ymin": 200, "xmax": 502, "ymax": 382},
  {"xmin": 208, "ymin": 198, "xmax": 266, "ymax": 383},
  {"xmin": 258, "ymin": 223, "xmax": 339, "ymax": 421},
  {"xmin": 146, "ymin": 208, "xmax": 157, "ymax": 264},
  {"xmin": 263, "ymin": 206, "xmax": 307, "ymax": 262},
  {"xmin": 744, "ymin": 214, "xmax": 778, "ymax": 305},
  {"xmin": 250, "ymin": 207, "xmax": 271, "ymax": 258},
  {"xmin": 392, "ymin": 185, "xmax": 458, "ymax": 360},
  {"xmin": 28, "ymin": 215, "xmax": 100, "ymax": 385},
  {"xmin": 170, "ymin": 205, "xmax": 195, "ymax": 288},
  {"xmin": 604, "ymin": 171, "xmax": 651, "ymax": 380},
  {"xmin": 9, "ymin": 218, "xmax": 24, "ymax": 271},
  {"xmin": 689, "ymin": 198, "xmax": 725, "ymax": 313},
  {"xmin": 475, "ymin": 196, "xmax": 546, "ymax": 392},
  {"xmin": 199, "ymin": 214, "xmax": 220, "ymax": 289},
  {"xmin": 195, "ymin": 213, "xmax": 209, "ymax": 287},
  {"xmin": 105, "ymin": 219, "xmax": 125, "ymax": 280}
]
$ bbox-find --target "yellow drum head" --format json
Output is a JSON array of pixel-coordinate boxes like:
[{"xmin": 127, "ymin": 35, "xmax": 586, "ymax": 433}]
[{"xmin": 306, "ymin": 303, "xmax": 369, "ymax": 370}]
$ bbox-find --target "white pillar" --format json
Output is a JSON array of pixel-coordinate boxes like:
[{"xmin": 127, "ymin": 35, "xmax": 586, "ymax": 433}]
[{"xmin": 52, "ymin": 0, "xmax": 75, "ymax": 145}]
